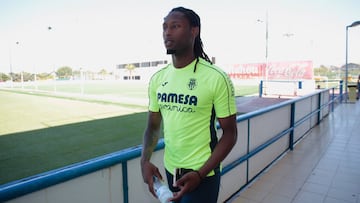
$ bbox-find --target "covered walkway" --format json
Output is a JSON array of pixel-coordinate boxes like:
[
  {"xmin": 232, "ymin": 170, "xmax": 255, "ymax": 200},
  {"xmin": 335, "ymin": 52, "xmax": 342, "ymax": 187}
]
[{"xmin": 228, "ymin": 100, "xmax": 360, "ymax": 203}]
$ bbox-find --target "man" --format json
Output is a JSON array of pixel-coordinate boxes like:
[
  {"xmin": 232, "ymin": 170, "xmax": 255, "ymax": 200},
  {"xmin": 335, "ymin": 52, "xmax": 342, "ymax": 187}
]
[{"xmin": 141, "ymin": 7, "xmax": 237, "ymax": 203}]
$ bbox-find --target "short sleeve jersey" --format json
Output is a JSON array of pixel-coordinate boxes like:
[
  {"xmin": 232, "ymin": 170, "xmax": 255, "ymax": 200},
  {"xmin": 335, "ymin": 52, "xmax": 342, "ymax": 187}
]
[{"xmin": 148, "ymin": 58, "xmax": 236, "ymax": 176}]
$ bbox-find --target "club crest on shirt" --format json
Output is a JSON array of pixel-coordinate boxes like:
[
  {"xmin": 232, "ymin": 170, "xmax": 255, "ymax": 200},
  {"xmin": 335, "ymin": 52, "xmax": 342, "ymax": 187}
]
[{"xmin": 187, "ymin": 78, "xmax": 197, "ymax": 90}]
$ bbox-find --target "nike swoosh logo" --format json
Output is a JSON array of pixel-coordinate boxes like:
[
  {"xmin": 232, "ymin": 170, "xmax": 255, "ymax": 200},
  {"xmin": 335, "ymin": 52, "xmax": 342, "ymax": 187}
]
[{"xmin": 162, "ymin": 82, "xmax": 168, "ymax": 87}]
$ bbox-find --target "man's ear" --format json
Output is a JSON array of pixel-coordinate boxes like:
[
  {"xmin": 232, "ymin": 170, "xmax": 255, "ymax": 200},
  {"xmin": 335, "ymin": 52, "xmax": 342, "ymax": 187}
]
[{"xmin": 191, "ymin": 26, "xmax": 200, "ymax": 39}]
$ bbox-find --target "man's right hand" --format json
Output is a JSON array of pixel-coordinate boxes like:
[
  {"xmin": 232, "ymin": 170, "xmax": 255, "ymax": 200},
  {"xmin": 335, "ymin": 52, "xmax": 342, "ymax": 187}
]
[{"xmin": 141, "ymin": 161, "xmax": 163, "ymax": 197}]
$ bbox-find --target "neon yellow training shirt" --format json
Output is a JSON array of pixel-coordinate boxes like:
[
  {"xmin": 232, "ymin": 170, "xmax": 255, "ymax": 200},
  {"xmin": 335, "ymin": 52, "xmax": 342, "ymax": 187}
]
[{"xmin": 148, "ymin": 58, "xmax": 236, "ymax": 176}]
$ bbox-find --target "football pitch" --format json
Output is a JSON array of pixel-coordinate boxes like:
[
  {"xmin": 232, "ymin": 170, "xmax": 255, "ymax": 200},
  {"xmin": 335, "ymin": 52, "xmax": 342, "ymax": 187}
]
[{"xmin": 0, "ymin": 80, "xmax": 257, "ymax": 185}]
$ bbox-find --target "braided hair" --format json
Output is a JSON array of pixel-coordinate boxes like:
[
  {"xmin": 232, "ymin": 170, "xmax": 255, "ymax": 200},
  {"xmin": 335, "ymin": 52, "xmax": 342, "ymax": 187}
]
[{"xmin": 170, "ymin": 7, "xmax": 212, "ymax": 72}]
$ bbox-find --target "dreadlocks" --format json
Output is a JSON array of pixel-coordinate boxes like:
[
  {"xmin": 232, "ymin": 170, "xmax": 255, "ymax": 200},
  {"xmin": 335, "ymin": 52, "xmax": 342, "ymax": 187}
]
[{"xmin": 170, "ymin": 7, "xmax": 212, "ymax": 72}]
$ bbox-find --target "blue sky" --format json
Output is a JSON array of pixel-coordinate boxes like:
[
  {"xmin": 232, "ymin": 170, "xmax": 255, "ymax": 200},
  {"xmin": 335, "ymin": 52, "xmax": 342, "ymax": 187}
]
[{"xmin": 0, "ymin": 0, "xmax": 359, "ymax": 73}]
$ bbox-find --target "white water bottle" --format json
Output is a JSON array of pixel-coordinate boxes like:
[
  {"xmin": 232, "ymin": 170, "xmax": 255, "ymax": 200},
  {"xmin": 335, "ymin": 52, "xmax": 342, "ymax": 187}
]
[{"xmin": 153, "ymin": 176, "xmax": 173, "ymax": 203}]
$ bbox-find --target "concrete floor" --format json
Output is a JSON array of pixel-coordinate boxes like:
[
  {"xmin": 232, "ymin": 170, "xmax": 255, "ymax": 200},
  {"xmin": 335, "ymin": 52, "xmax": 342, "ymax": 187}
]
[{"xmin": 228, "ymin": 100, "xmax": 360, "ymax": 203}]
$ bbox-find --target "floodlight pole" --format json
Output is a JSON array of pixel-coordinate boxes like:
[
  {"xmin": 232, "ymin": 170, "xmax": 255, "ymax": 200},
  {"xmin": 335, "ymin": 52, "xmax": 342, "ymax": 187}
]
[
  {"xmin": 265, "ymin": 11, "xmax": 269, "ymax": 92},
  {"xmin": 47, "ymin": 26, "xmax": 57, "ymax": 92},
  {"xmin": 345, "ymin": 21, "xmax": 360, "ymax": 102},
  {"xmin": 257, "ymin": 11, "xmax": 269, "ymax": 95},
  {"xmin": 8, "ymin": 47, "xmax": 13, "ymax": 87},
  {"xmin": 8, "ymin": 41, "xmax": 20, "ymax": 87}
]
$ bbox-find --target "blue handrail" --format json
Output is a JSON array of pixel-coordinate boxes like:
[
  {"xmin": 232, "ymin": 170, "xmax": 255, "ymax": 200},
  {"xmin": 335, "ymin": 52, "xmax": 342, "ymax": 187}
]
[{"xmin": 0, "ymin": 88, "xmax": 341, "ymax": 202}]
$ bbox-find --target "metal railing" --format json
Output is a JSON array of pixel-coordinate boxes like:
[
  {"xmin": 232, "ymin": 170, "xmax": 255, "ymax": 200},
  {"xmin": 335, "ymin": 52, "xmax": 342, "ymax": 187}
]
[{"xmin": 0, "ymin": 87, "xmax": 342, "ymax": 203}]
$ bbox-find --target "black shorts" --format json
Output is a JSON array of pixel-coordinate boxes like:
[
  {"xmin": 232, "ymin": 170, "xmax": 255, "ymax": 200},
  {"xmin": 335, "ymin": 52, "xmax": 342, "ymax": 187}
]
[{"xmin": 165, "ymin": 169, "xmax": 220, "ymax": 203}]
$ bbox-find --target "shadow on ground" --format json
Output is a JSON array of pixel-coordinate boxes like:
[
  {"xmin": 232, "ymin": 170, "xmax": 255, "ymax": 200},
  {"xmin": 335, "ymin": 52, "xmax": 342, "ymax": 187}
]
[{"xmin": 0, "ymin": 112, "xmax": 148, "ymax": 185}]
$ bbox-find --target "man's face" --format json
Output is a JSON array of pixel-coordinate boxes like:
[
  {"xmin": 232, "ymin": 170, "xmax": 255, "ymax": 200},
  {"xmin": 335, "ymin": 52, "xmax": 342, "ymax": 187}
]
[{"xmin": 163, "ymin": 11, "xmax": 197, "ymax": 55}]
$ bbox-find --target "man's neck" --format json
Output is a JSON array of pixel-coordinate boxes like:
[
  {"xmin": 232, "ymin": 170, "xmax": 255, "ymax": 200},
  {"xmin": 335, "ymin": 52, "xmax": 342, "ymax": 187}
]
[{"xmin": 172, "ymin": 53, "xmax": 196, "ymax": 68}]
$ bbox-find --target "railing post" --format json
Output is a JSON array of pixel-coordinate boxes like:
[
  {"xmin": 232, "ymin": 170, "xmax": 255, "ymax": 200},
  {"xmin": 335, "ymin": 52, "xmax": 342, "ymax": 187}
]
[
  {"xmin": 259, "ymin": 80, "xmax": 263, "ymax": 98},
  {"xmin": 331, "ymin": 87, "xmax": 335, "ymax": 112},
  {"xmin": 122, "ymin": 162, "xmax": 129, "ymax": 203},
  {"xmin": 339, "ymin": 80, "xmax": 343, "ymax": 103},
  {"xmin": 289, "ymin": 103, "xmax": 295, "ymax": 150},
  {"xmin": 317, "ymin": 92, "xmax": 322, "ymax": 124},
  {"xmin": 246, "ymin": 120, "xmax": 250, "ymax": 183}
]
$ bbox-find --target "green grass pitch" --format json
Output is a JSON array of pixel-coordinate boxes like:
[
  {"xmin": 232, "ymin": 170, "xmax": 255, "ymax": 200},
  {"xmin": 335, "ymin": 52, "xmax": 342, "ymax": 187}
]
[{"xmin": 0, "ymin": 80, "xmax": 258, "ymax": 184}]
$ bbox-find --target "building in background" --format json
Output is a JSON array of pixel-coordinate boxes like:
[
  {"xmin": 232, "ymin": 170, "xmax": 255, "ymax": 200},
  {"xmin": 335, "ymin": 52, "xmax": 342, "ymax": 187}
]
[{"xmin": 115, "ymin": 60, "xmax": 168, "ymax": 81}]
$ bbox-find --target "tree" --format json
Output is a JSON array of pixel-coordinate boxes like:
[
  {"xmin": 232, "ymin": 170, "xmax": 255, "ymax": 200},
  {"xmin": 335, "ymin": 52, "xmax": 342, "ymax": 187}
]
[
  {"xmin": 22, "ymin": 72, "xmax": 33, "ymax": 81},
  {"xmin": 341, "ymin": 63, "xmax": 360, "ymax": 78},
  {"xmin": 56, "ymin": 66, "xmax": 72, "ymax": 79},
  {"xmin": 314, "ymin": 63, "xmax": 360, "ymax": 81},
  {"xmin": 37, "ymin": 72, "xmax": 54, "ymax": 80},
  {"xmin": 125, "ymin": 64, "xmax": 135, "ymax": 80},
  {"xmin": 0, "ymin": 73, "xmax": 10, "ymax": 82},
  {"xmin": 314, "ymin": 65, "xmax": 329, "ymax": 76},
  {"xmin": 11, "ymin": 73, "xmax": 21, "ymax": 82},
  {"xmin": 99, "ymin": 69, "xmax": 107, "ymax": 80}
]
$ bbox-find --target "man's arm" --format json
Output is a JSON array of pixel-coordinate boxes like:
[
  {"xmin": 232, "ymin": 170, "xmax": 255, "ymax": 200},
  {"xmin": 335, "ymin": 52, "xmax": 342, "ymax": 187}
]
[
  {"xmin": 140, "ymin": 111, "xmax": 162, "ymax": 197},
  {"xmin": 198, "ymin": 114, "xmax": 238, "ymax": 178}
]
